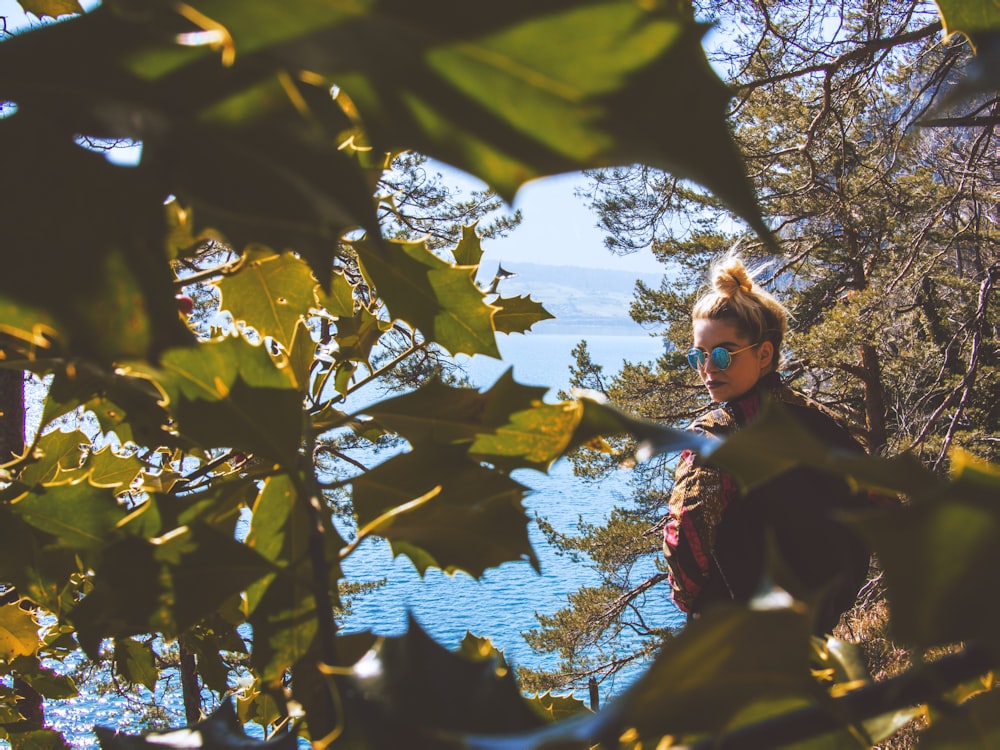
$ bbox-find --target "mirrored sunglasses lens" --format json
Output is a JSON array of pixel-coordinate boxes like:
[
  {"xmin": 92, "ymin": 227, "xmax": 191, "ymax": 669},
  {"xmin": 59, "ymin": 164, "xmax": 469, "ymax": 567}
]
[
  {"xmin": 686, "ymin": 349, "xmax": 704, "ymax": 370},
  {"xmin": 710, "ymin": 347, "xmax": 732, "ymax": 370}
]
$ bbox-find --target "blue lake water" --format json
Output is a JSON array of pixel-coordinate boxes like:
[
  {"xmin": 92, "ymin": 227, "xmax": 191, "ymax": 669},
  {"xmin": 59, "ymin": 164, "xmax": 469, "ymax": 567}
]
[
  {"xmin": 338, "ymin": 333, "xmax": 683, "ymax": 674},
  {"xmin": 36, "ymin": 331, "xmax": 684, "ymax": 744}
]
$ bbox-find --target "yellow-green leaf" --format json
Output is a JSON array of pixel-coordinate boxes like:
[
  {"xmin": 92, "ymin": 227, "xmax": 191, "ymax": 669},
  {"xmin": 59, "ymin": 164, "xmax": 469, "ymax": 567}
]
[
  {"xmin": 492, "ymin": 294, "xmax": 555, "ymax": 335},
  {"xmin": 16, "ymin": 0, "xmax": 83, "ymax": 19},
  {"xmin": 354, "ymin": 237, "xmax": 500, "ymax": 357},
  {"xmin": 0, "ymin": 603, "xmax": 40, "ymax": 661},
  {"xmin": 216, "ymin": 247, "xmax": 319, "ymax": 349}
]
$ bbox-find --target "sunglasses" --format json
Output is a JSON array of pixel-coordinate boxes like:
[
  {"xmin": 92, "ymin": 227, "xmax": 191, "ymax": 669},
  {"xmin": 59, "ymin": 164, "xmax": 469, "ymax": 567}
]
[{"xmin": 686, "ymin": 343, "xmax": 759, "ymax": 371}]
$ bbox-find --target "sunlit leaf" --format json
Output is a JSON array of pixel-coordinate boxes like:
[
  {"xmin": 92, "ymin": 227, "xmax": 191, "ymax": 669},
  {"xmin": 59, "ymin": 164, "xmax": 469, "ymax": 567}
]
[
  {"xmin": 0, "ymin": 603, "xmax": 40, "ymax": 661},
  {"xmin": 10, "ymin": 481, "xmax": 131, "ymax": 551},
  {"xmin": 492, "ymin": 294, "xmax": 555, "ymax": 335},
  {"xmin": 215, "ymin": 247, "xmax": 318, "ymax": 349},
  {"xmin": 332, "ymin": 306, "xmax": 392, "ymax": 371},
  {"xmin": 851, "ymin": 473, "xmax": 1000, "ymax": 653},
  {"xmin": 152, "ymin": 337, "xmax": 303, "ymax": 466},
  {"xmin": 345, "ymin": 617, "xmax": 545, "ymax": 742},
  {"xmin": 245, "ymin": 474, "xmax": 341, "ymax": 683},
  {"xmin": 354, "ymin": 237, "xmax": 500, "ymax": 357},
  {"xmin": 315, "ymin": 269, "xmax": 357, "ymax": 318},
  {"xmin": 921, "ymin": 687, "xmax": 1000, "ymax": 748},
  {"xmin": 70, "ymin": 537, "xmax": 169, "ymax": 657},
  {"xmin": 95, "ymin": 698, "xmax": 298, "ymax": 749},
  {"xmin": 361, "ymin": 369, "xmax": 547, "ymax": 446},
  {"xmin": 453, "ymin": 223, "xmax": 485, "ymax": 266},
  {"xmin": 328, "ymin": 1, "xmax": 768, "ymax": 238},
  {"xmin": 936, "ymin": 0, "xmax": 1000, "ymax": 45},
  {"xmin": 115, "ymin": 637, "xmax": 158, "ymax": 692},
  {"xmin": 351, "ymin": 446, "xmax": 537, "ymax": 576},
  {"xmin": 15, "ymin": 0, "xmax": 83, "ymax": 19}
]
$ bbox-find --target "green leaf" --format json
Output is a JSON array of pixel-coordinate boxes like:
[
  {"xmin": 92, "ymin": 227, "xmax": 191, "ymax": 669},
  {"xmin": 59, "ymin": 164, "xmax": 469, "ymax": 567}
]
[
  {"xmin": 14, "ymin": 662, "xmax": 78, "ymax": 701},
  {"xmin": 10, "ymin": 481, "xmax": 131, "ymax": 551},
  {"xmin": 0, "ymin": 603, "xmax": 40, "ymax": 661},
  {"xmin": 329, "ymin": 1, "xmax": 768, "ymax": 239},
  {"xmin": 851, "ymin": 474, "xmax": 1000, "ymax": 653},
  {"xmin": 524, "ymin": 691, "xmax": 592, "ymax": 723},
  {"xmin": 936, "ymin": 0, "xmax": 1000, "ymax": 43},
  {"xmin": 492, "ymin": 294, "xmax": 555, "ymax": 335},
  {"xmin": 95, "ymin": 698, "xmax": 298, "ymax": 749},
  {"xmin": 244, "ymin": 474, "xmax": 342, "ymax": 684},
  {"xmin": 361, "ymin": 370, "xmax": 548, "ymax": 446},
  {"xmin": 155, "ymin": 524, "xmax": 276, "ymax": 633},
  {"xmin": 332, "ymin": 306, "xmax": 392, "ymax": 370},
  {"xmin": 70, "ymin": 536, "xmax": 170, "ymax": 657},
  {"xmin": 153, "ymin": 337, "xmax": 303, "ymax": 466},
  {"xmin": 115, "ymin": 637, "xmax": 158, "ymax": 692},
  {"xmin": 0, "ymin": 505, "xmax": 81, "ymax": 617},
  {"xmin": 315, "ymin": 269, "xmax": 357, "ymax": 318},
  {"xmin": 354, "ymin": 237, "xmax": 500, "ymax": 357},
  {"xmin": 344, "ymin": 617, "xmax": 545, "ymax": 740},
  {"xmin": 452, "ymin": 224, "xmax": 485, "ymax": 266},
  {"xmin": 0, "ymin": 114, "xmax": 193, "ymax": 363},
  {"xmin": 215, "ymin": 247, "xmax": 319, "ymax": 349},
  {"xmin": 921, "ymin": 688, "xmax": 1000, "ymax": 748},
  {"xmin": 351, "ymin": 446, "xmax": 537, "ymax": 576},
  {"xmin": 620, "ymin": 607, "xmax": 818, "ymax": 740},
  {"xmin": 706, "ymin": 399, "xmax": 939, "ymax": 496},
  {"xmin": 15, "ymin": 0, "xmax": 83, "ymax": 19}
]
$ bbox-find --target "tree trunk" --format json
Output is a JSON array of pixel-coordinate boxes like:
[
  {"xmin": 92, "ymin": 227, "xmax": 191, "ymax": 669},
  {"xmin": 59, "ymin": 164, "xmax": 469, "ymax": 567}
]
[
  {"xmin": 0, "ymin": 369, "xmax": 45, "ymax": 731},
  {"xmin": 860, "ymin": 344, "xmax": 887, "ymax": 455},
  {"xmin": 178, "ymin": 634, "xmax": 202, "ymax": 725}
]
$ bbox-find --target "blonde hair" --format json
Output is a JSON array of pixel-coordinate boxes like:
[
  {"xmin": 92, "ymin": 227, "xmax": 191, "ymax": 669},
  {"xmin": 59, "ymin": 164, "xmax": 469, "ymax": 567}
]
[{"xmin": 692, "ymin": 253, "xmax": 788, "ymax": 371}]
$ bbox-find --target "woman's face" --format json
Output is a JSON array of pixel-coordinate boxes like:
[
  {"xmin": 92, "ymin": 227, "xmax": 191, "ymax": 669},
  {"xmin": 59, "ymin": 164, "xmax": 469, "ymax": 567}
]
[{"xmin": 691, "ymin": 318, "xmax": 774, "ymax": 402}]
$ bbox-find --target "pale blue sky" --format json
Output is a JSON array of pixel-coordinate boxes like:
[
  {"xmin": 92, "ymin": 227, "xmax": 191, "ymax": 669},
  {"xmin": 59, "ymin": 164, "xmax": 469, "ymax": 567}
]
[{"xmin": 1, "ymin": 0, "xmax": 663, "ymax": 274}]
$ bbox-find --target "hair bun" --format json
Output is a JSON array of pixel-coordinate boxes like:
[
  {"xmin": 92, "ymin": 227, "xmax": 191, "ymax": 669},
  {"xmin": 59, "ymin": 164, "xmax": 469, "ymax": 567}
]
[{"xmin": 713, "ymin": 259, "xmax": 753, "ymax": 297}]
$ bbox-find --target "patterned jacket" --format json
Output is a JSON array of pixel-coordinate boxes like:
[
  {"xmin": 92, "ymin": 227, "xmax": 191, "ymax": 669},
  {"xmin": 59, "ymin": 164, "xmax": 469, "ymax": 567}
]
[{"xmin": 663, "ymin": 372, "xmax": 872, "ymax": 632}]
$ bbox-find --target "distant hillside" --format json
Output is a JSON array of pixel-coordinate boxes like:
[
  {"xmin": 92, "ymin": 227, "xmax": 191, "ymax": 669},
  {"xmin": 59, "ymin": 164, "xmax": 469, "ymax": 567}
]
[{"xmin": 479, "ymin": 261, "xmax": 668, "ymax": 335}]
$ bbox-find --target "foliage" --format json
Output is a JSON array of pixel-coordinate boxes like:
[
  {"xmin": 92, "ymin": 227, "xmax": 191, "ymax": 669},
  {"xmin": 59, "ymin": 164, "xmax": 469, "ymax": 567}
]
[{"xmin": 0, "ymin": 2, "xmax": 997, "ymax": 750}]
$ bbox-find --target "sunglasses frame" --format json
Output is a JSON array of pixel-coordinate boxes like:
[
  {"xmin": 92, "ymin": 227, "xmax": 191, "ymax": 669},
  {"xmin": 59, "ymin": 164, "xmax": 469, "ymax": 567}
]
[{"xmin": 686, "ymin": 342, "xmax": 759, "ymax": 371}]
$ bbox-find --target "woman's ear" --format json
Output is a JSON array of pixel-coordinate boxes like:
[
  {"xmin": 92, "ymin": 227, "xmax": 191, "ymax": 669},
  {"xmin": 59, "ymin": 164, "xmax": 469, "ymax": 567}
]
[{"xmin": 758, "ymin": 341, "xmax": 775, "ymax": 371}]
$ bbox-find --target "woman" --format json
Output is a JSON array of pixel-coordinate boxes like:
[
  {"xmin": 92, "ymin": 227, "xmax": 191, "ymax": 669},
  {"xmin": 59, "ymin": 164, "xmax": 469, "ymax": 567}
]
[{"xmin": 662, "ymin": 254, "xmax": 871, "ymax": 635}]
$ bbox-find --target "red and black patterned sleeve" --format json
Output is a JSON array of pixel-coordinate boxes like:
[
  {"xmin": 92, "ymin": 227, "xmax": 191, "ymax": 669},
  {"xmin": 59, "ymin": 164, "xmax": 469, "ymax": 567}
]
[{"xmin": 662, "ymin": 427, "xmax": 737, "ymax": 613}]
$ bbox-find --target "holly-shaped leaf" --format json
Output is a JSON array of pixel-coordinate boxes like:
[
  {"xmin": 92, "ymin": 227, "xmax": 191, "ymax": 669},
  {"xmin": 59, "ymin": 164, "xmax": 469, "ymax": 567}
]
[
  {"xmin": 0, "ymin": 603, "xmax": 40, "ymax": 661},
  {"xmin": 153, "ymin": 337, "xmax": 303, "ymax": 466},
  {"xmin": 315, "ymin": 269, "xmax": 357, "ymax": 318},
  {"xmin": 115, "ymin": 637, "xmax": 158, "ymax": 692},
  {"xmin": 215, "ymin": 247, "xmax": 319, "ymax": 349},
  {"xmin": 706, "ymin": 399, "xmax": 939, "ymax": 496},
  {"xmin": 343, "ymin": 617, "xmax": 545, "ymax": 742},
  {"xmin": 8, "ymin": 481, "xmax": 131, "ymax": 551},
  {"xmin": 245, "ymin": 474, "xmax": 342, "ymax": 683},
  {"xmin": 333, "ymin": 306, "xmax": 392, "ymax": 370},
  {"xmin": 452, "ymin": 224, "xmax": 484, "ymax": 266},
  {"xmin": 70, "ymin": 536, "xmax": 169, "ymax": 657},
  {"xmin": 0, "ymin": 505, "xmax": 81, "ymax": 617},
  {"xmin": 353, "ymin": 237, "xmax": 500, "ymax": 357},
  {"xmin": 492, "ymin": 295, "xmax": 555, "ymax": 335},
  {"xmin": 95, "ymin": 698, "xmax": 298, "ymax": 749},
  {"xmin": 15, "ymin": 0, "xmax": 83, "ymax": 19},
  {"xmin": 361, "ymin": 369, "xmax": 548, "ymax": 446},
  {"xmin": 325, "ymin": 1, "xmax": 768, "ymax": 239},
  {"xmin": 10, "ymin": 657, "xmax": 78, "ymax": 700},
  {"xmin": 156, "ymin": 523, "xmax": 276, "ymax": 633},
  {"xmin": 936, "ymin": 0, "xmax": 1000, "ymax": 47},
  {"xmin": 350, "ymin": 446, "xmax": 537, "ymax": 576},
  {"xmin": 851, "ymin": 452, "xmax": 1000, "ymax": 654}
]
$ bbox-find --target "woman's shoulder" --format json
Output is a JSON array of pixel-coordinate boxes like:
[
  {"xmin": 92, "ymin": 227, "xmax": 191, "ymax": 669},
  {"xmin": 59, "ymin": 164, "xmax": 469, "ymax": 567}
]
[{"xmin": 768, "ymin": 381, "xmax": 865, "ymax": 452}]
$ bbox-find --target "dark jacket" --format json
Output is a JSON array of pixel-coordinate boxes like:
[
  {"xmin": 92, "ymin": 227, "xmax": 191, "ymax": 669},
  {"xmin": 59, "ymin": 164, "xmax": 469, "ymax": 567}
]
[{"xmin": 663, "ymin": 372, "xmax": 872, "ymax": 634}]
